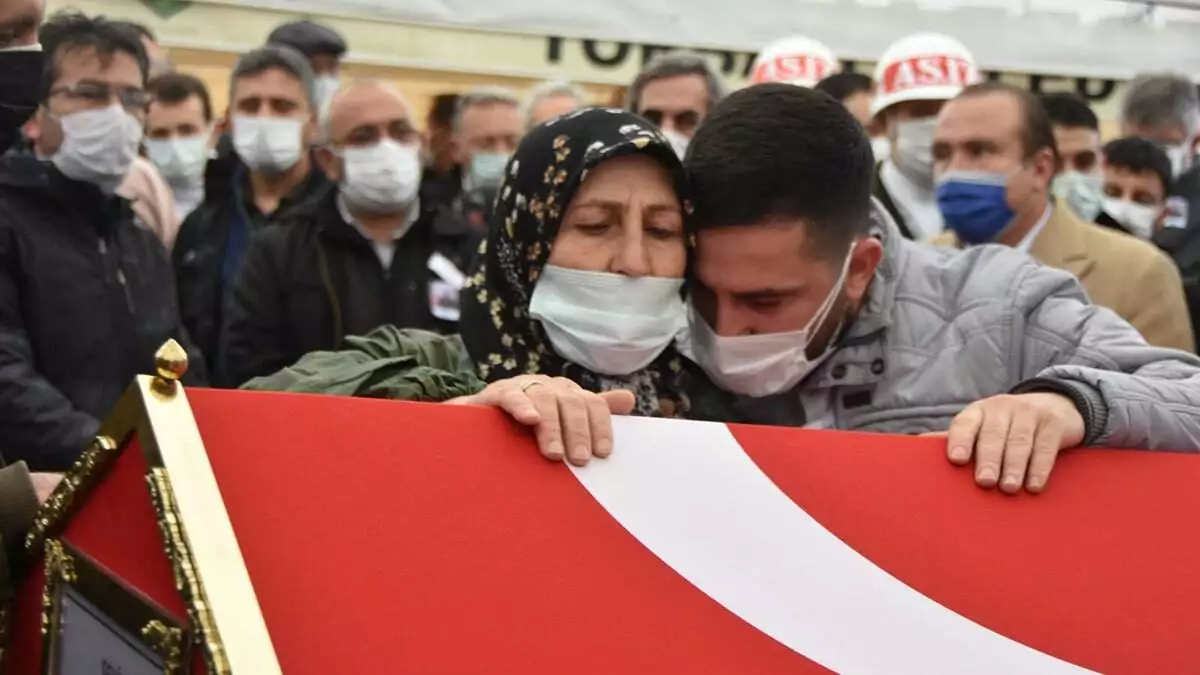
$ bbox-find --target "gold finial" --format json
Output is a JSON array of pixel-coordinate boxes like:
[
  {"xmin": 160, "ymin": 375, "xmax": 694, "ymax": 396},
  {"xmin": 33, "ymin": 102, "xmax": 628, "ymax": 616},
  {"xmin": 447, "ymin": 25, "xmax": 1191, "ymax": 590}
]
[{"xmin": 154, "ymin": 339, "xmax": 189, "ymax": 381}]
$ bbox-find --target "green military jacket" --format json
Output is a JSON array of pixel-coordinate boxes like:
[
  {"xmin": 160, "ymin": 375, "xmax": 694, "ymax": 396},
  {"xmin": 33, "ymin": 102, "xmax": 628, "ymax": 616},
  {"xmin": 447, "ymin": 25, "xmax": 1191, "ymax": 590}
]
[
  {"xmin": 242, "ymin": 327, "xmax": 487, "ymax": 401},
  {"xmin": 242, "ymin": 326, "xmax": 805, "ymax": 427}
]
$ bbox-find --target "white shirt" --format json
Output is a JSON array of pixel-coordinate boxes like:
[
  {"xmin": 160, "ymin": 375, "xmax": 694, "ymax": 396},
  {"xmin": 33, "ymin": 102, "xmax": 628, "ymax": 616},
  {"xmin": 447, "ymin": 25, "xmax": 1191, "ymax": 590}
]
[
  {"xmin": 880, "ymin": 160, "xmax": 944, "ymax": 240},
  {"xmin": 337, "ymin": 195, "xmax": 419, "ymax": 271},
  {"xmin": 172, "ymin": 181, "xmax": 205, "ymax": 222},
  {"xmin": 1015, "ymin": 204, "xmax": 1053, "ymax": 253}
]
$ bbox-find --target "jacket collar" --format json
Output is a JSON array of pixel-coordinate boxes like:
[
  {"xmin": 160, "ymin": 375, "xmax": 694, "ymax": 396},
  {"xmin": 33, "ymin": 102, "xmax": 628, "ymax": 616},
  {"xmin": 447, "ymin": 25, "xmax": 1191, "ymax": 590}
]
[
  {"xmin": 0, "ymin": 154, "xmax": 130, "ymax": 223},
  {"xmin": 845, "ymin": 197, "xmax": 904, "ymax": 341},
  {"xmin": 804, "ymin": 198, "xmax": 904, "ymax": 390},
  {"xmin": 1027, "ymin": 200, "xmax": 1095, "ymax": 279},
  {"xmin": 318, "ymin": 189, "xmax": 438, "ymax": 245}
]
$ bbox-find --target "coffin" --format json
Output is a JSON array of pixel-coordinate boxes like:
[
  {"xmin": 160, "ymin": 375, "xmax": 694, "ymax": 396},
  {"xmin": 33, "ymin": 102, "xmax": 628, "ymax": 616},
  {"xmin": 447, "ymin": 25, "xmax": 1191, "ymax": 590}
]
[{"xmin": 3, "ymin": 341, "xmax": 1198, "ymax": 674}]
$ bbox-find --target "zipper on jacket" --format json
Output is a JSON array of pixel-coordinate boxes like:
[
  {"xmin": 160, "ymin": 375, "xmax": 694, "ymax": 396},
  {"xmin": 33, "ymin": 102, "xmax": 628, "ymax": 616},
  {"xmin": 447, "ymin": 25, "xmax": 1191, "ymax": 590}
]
[
  {"xmin": 115, "ymin": 268, "xmax": 134, "ymax": 313},
  {"xmin": 100, "ymin": 237, "xmax": 135, "ymax": 313}
]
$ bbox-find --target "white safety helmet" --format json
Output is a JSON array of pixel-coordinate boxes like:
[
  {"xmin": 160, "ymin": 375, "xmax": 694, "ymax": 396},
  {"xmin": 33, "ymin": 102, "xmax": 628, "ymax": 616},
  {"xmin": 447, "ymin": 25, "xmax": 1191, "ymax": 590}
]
[
  {"xmin": 870, "ymin": 33, "xmax": 979, "ymax": 116},
  {"xmin": 750, "ymin": 36, "xmax": 840, "ymax": 89}
]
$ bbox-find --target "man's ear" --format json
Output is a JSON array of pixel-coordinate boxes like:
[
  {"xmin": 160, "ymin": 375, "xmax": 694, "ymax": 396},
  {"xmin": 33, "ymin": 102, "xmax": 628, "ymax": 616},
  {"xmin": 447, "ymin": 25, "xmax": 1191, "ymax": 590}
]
[
  {"xmin": 315, "ymin": 146, "xmax": 340, "ymax": 182},
  {"xmin": 1034, "ymin": 147, "xmax": 1058, "ymax": 191},
  {"xmin": 23, "ymin": 109, "xmax": 42, "ymax": 144},
  {"xmin": 846, "ymin": 236, "xmax": 883, "ymax": 310},
  {"xmin": 451, "ymin": 136, "xmax": 468, "ymax": 165},
  {"xmin": 302, "ymin": 113, "xmax": 319, "ymax": 148}
]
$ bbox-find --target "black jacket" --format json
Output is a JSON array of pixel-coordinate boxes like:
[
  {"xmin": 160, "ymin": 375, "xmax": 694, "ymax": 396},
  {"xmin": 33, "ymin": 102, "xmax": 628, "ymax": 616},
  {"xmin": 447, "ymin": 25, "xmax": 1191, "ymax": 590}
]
[
  {"xmin": 0, "ymin": 156, "xmax": 205, "ymax": 469},
  {"xmin": 220, "ymin": 190, "xmax": 480, "ymax": 387},
  {"xmin": 172, "ymin": 149, "xmax": 330, "ymax": 382},
  {"xmin": 871, "ymin": 162, "xmax": 918, "ymax": 240},
  {"xmin": 1155, "ymin": 165, "xmax": 1200, "ymax": 349}
]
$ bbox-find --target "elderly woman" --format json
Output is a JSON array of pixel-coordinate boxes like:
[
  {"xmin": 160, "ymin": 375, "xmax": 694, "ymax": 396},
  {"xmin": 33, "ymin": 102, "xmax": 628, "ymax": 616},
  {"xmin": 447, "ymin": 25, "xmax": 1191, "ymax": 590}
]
[{"xmin": 245, "ymin": 107, "xmax": 714, "ymax": 462}]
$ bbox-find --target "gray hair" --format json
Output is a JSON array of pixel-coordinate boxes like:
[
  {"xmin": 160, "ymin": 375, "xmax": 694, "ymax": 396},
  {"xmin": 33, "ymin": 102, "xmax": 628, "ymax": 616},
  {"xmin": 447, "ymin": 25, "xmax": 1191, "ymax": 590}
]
[
  {"xmin": 230, "ymin": 45, "xmax": 316, "ymax": 111},
  {"xmin": 1121, "ymin": 73, "xmax": 1200, "ymax": 137},
  {"xmin": 522, "ymin": 79, "xmax": 588, "ymax": 129},
  {"xmin": 317, "ymin": 79, "xmax": 408, "ymax": 144},
  {"xmin": 453, "ymin": 85, "xmax": 520, "ymax": 135},
  {"xmin": 626, "ymin": 51, "xmax": 727, "ymax": 115}
]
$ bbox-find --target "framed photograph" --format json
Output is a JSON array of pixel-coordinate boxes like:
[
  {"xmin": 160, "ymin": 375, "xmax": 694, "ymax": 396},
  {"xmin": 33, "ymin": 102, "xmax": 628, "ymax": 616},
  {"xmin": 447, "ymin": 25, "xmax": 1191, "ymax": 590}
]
[{"xmin": 41, "ymin": 539, "xmax": 190, "ymax": 675}]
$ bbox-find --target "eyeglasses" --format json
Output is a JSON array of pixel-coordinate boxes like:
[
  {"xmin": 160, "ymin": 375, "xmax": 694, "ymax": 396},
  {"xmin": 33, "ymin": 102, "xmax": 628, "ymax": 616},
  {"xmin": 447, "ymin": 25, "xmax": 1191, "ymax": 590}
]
[{"xmin": 47, "ymin": 82, "xmax": 151, "ymax": 112}]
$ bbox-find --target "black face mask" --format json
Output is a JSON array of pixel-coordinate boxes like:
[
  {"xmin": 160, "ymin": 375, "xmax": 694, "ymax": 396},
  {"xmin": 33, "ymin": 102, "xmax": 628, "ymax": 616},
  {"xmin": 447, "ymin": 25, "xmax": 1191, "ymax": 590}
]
[{"xmin": 0, "ymin": 50, "xmax": 45, "ymax": 155}]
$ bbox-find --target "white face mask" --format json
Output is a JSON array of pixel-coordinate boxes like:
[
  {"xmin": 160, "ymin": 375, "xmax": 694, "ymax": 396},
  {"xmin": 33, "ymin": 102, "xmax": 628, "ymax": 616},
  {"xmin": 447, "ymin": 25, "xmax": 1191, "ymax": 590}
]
[
  {"xmin": 143, "ymin": 134, "xmax": 208, "ymax": 185},
  {"xmin": 340, "ymin": 139, "xmax": 422, "ymax": 216},
  {"xmin": 1052, "ymin": 171, "xmax": 1104, "ymax": 222},
  {"xmin": 51, "ymin": 104, "xmax": 143, "ymax": 194},
  {"xmin": 870, "ymin": 136, "xmax": 892, "ymax": 162},
  {"xmin": 662, "ymin": 128, "xmax": 690, "ymax": 160},
  {"xmin": 1101, "ymin": 196, "xmax": 1160, "ymax": 240},
  {"xmin": 232, "ymin": 116, "xmax": 304, "ymax": 174},
  {"xmin": 314, "ymin": 75, "xmax": 340, "ymax": 110},
  {"xmin": 1163, "ymin": 142, "xmax": 1195, "ymax": 179},
  {"xmin": 529, "ymin": 264, "xmax": 687, "ymax": 376},
  {"xmin": 892, "ymin": 117, "xmax": 937, "ymax": 190},
  {"xmin": 688, "ymin": 252, "xmax": 852, "ymax": 398}
]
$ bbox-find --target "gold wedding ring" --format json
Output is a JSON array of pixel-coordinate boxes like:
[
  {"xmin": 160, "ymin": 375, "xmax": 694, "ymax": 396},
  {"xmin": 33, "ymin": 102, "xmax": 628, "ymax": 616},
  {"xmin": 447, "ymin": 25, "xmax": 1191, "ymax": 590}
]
[{"xmin": 520, "ymin": 380, "xmax": 545, "ymax": 393}]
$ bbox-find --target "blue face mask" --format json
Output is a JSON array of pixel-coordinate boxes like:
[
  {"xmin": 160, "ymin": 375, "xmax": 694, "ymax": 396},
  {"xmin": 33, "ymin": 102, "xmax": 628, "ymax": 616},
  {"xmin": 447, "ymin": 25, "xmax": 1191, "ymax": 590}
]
[
  {"xmin": 935, "ymin": 170, "xmax": 1016, "ymax": 245},
  {"xmin": 466, "ymin": 151, "xmax": 510, "ymax": 191}
]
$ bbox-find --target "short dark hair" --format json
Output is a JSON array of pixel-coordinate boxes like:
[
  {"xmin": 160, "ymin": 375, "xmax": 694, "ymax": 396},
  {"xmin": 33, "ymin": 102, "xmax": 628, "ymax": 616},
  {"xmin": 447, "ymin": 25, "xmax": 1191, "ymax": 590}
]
[
  {"xmin": 428, "ymin": 93, "xmax": 460, "ymax": 129},
  {"xmin": 1103, "ymin": 137, "xmax": 1172, "ymax": 195},
  {"xmin": 114, "ymin": 20, "xmax": 155, "ymax": 44},
  {"xmin": 39, "ymin": 11, "xmax": 149, "ymax": 99},
  {"xmin": 814, "ymin": 72, "xmax": 873, "ymax": 104},
  {"xmin": 148, "ymin": 72, "xmax": 213, "ymax": 122},
  {"xmin": 1039, "ymin": 92, "xmax": 1098, "ymax": 131},
  {"xmin": 267, "ymin": 20, "xmax": 347, "ymax": 59},
  {"xmin": 957, "ymin": 82, "xmax": 1058, "ymax": 163},
  {"xmin": 686, "ymin": 83, "xmax": 874, "ymax": 255},
  {"xmin": 229, "ymin": 45, "xmax": 316, "ymax": 110}
]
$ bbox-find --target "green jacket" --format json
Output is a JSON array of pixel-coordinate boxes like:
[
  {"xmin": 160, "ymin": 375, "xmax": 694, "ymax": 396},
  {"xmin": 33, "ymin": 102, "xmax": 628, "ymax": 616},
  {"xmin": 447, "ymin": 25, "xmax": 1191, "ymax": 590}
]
[
  {"xmin": 242, "ymin": 327, "xmax": 486, "ymax": 401},
  {"xmin": 242, "ymin": 325, "xmax": 765, "ymax": 425}
]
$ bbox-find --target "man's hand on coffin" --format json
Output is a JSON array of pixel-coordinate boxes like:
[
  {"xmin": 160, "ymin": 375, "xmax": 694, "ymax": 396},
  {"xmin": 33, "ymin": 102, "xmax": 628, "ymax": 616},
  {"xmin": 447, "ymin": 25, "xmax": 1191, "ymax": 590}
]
[
  {"xmin": 448, "ymin": 376, "xmax": 636, "ymax": 466},
  {"xmin": 938, "ymin": 393, "xmax": 1085, "ymax": 495}
]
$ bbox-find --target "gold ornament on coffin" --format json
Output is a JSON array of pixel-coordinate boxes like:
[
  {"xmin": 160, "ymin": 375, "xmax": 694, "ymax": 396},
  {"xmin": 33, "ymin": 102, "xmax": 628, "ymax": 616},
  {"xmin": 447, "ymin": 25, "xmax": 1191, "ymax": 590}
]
[
  {"xmin": 142, "ymin": 619, "xmax": 187, "ymax": 674},
  {"xmin": 40, "ymin": 538, "xmax": 191, "ymax": 674},
  {"xmin": 24, "ymin": 435, "xmax": 119, "ymax": 560},
  {"xmin": 0, "ymin": 339, "xmax": 280, "ymax": 674},
  {"xmin": 152, "ymin": 339, "xmax": 189, "ymax": 398},
  {"xmin": 147, "ymin": 468, "xmax": 231, "ymax": 674}
]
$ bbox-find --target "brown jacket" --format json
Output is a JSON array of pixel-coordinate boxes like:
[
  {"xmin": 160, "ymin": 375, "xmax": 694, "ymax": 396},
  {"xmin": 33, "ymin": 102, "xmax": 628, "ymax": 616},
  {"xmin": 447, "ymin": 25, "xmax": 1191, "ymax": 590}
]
[{"xmin": 930, "ymin": 202, "xmax": 1196, "ymax": 353}]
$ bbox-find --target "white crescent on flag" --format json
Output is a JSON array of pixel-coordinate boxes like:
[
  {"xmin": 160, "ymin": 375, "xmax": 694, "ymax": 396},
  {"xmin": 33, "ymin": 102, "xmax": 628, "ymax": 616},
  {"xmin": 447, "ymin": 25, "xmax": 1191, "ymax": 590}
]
[{"xmin": 569, "ymin": 417, "xmax": 1098, "ymax": 675}]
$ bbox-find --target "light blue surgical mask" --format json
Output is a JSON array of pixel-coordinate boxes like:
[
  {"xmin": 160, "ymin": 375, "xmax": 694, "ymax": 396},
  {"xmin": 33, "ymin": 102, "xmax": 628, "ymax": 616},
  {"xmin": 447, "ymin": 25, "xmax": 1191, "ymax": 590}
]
[
  {"xmin": 1052, "ymin": 171, "xmax": 1103, "ymax": 222},
  {"xmin": 465, "ymin": 151, "xmax": 510, "ymax": 192},
  {"xmin": 936, "ymin": 170, "xmax": 1016, "ymax": 245}
]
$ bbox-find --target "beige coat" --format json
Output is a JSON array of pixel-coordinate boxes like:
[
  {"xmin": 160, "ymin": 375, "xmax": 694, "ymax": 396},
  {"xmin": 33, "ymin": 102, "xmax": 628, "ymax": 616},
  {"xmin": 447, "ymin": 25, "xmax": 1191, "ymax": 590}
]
[
  {"xmin": 118, "ymin": 156, "xmax": 179, "ymax": 252},
  {"xmin": 930, "ymin": 202, "xmax": 1195, "ymax": 353}
]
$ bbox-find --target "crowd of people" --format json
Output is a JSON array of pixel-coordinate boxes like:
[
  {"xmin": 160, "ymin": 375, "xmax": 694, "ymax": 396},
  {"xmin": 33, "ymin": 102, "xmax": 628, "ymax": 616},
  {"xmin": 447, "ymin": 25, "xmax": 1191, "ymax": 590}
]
[{"xmin": 2, "ymin": 0, "xmax": 1200, "ymax": 597}]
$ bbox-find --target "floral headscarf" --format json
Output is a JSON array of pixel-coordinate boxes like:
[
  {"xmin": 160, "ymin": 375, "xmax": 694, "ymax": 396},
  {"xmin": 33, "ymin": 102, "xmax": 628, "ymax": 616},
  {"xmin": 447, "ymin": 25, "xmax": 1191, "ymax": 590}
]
[{"xmin": 459, "ymin": 107, "xmax": 693, "ymax": 417}]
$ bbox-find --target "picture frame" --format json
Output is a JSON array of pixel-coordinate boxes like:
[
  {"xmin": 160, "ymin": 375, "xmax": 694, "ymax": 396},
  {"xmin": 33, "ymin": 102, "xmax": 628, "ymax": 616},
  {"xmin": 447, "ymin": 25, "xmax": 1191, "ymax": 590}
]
[{"xmin": 41, "ymin": 538, "xmax": 190, "ymax": 675}]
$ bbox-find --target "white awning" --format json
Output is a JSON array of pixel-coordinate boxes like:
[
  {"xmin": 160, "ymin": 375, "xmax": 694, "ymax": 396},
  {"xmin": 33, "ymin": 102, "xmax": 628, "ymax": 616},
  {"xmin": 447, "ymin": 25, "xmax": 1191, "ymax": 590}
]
[{"xmin": 224, "ymin": 0, "xmax": 1200, "ymax": 79}]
